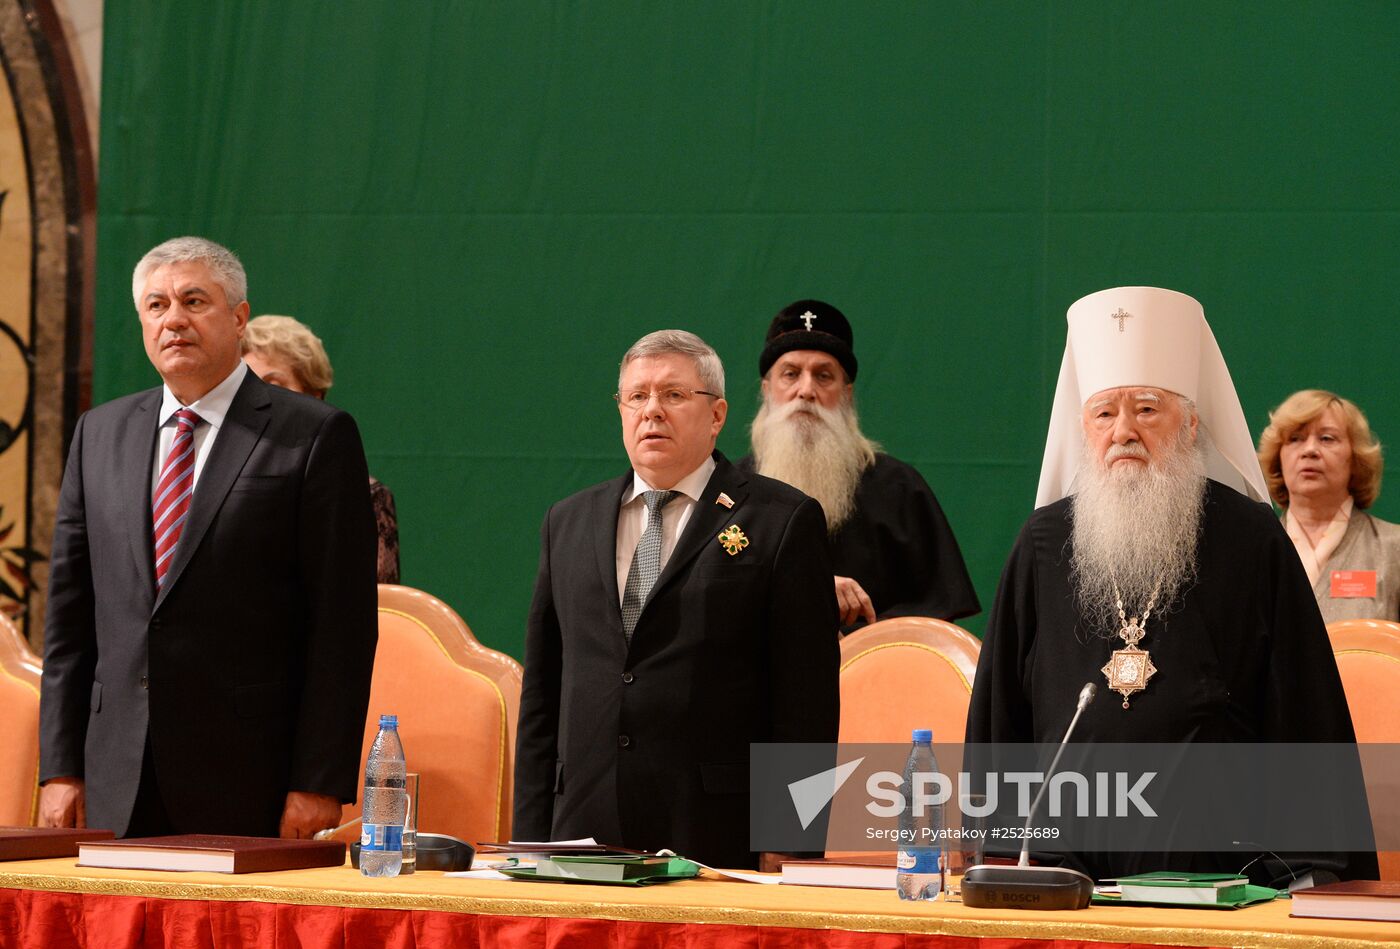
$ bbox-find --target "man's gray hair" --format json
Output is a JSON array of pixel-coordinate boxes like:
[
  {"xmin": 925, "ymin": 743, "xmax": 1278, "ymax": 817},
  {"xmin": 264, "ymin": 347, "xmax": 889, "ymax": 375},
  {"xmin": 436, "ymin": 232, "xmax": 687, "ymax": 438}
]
[
  {"xmin": 619, "ymin": 329, "xmax": 725, "ymax": 396},
  {"xmin": 132, "ymin": 236, "xmax": 248, "ymax": 307}
]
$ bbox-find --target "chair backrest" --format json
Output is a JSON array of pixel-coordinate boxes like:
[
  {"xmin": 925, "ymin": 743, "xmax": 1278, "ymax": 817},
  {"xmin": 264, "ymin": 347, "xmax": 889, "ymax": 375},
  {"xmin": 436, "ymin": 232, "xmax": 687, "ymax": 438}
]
[
  {"xmin": 337, "ymin": 585, "xmax": 522, "ymax": 845},
  {"xmin": 1328, "ymin": 618, "xmax": 1400, "ymax": 880},
  {"xmin": 0, "ymin": 613, "xmax": 41, "ymax": 826},
  {"xmin": 1329, "ymin": 619, "xmax": 1400, "ymax": 742},
  {"xmin": 837, "ymin": 616, "xmax": 981, "ymax": 746}
]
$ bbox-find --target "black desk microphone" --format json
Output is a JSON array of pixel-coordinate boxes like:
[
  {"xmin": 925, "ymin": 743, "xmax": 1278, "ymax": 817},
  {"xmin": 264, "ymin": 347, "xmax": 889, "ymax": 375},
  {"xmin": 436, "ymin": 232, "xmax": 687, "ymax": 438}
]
[{"xmin": 960, "ymin": 682, "xmax": 1098, "ymax": 910}]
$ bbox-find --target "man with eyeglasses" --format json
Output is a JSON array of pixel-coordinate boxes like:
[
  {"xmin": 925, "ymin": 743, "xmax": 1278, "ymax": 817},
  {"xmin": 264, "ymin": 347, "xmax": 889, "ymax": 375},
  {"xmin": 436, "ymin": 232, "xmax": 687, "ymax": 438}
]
[
  {"xmin": 742, "ymin": 299, "xmax": 979, "ymax": 631},
  {"xmin": 513, "ymin": 329, "xmax": 840, "ymax": 870}
]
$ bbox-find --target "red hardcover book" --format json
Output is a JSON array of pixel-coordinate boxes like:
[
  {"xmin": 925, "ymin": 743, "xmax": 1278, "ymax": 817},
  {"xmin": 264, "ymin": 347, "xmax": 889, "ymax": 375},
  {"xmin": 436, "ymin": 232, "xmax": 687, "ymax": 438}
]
[
  {"xmin": 0, "ymin": 826, "xmax": 116, "ymax": 860},
  {"xmin": 77, "ymin": 835, "xmax": 346, "ymax": 873},
  {"xmin": 1290, "ymin": 880, "xmax": 1400, "ymax": 922}
]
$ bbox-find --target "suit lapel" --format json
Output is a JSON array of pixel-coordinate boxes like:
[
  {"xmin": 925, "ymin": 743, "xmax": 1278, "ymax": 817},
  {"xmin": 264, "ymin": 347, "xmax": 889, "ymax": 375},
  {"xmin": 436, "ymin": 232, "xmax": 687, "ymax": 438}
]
[
  {"xmin": 593, "ymin": 473, "xmax": 632, "ymax": 632},
  {"xmin": 1310, "ymin": 512, "xmax": 1369, "ymax": 599},
  {"xmin": 125, "ymin": 390, "xmax": 163, "ymax": 595},
  {"xmin": 153, "ymin": 373, "xmax": 271, "ymax": 613},
  {"xmin": 648, "ymin": 453, "xmax": 750, "ymax": 602}
]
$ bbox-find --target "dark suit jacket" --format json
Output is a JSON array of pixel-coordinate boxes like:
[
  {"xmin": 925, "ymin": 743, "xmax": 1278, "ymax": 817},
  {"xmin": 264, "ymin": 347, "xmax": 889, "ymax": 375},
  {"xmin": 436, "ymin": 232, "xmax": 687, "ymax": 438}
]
[
  {"xmin": 40, "ymin": 370, "xmax": 378, "ymax": 836},
  {"xmin": 513, "ymin": 451, "xmax": 840, "ymax": 869}
]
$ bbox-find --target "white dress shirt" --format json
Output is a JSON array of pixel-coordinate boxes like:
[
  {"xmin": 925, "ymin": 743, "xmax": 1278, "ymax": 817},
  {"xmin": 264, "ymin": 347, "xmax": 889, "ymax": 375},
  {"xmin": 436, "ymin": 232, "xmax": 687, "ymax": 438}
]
[
  {"xmin": 615, "ymin": 456, "xmax": 717, "ymax": 603},
  {"xmin": 151, "ymin": 360, "xmax": 249, "ymax": 500}
]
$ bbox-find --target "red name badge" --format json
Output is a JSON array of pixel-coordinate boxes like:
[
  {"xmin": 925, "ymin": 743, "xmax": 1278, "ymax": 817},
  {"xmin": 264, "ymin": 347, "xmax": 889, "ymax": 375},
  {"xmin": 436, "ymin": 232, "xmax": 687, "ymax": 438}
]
[{"xmin": 1331, "ymin": 570, "xmax": 1378, "ymax": 598}]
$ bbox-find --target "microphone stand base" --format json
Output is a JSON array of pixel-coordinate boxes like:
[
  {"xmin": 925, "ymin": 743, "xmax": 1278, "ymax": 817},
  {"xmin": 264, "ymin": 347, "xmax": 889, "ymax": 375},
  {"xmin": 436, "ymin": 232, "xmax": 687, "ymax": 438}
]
[{"xmin": 959, "ymin": 864, "xmax": 1095, "ymax": 910}]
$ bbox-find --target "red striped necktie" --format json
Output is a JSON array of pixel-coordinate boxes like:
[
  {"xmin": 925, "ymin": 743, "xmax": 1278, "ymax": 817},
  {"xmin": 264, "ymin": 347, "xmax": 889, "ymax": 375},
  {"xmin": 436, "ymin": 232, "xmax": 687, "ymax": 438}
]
[{"xmin": 152, "ymin": 408, "xmax": 202, "ymax": 589}]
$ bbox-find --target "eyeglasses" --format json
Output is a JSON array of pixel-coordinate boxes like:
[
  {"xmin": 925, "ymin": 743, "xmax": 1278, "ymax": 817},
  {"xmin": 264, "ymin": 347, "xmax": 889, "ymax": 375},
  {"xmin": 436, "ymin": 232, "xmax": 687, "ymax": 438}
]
[{"xmin": 614, "ymin": 387, "xmax": 722, "ymax": 413}]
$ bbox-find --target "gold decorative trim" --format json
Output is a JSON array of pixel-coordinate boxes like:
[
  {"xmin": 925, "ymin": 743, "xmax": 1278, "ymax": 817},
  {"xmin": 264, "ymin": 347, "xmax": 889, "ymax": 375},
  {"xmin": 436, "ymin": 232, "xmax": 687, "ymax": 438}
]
[
  {"xmin": 1, "ymin": 869, "xmax": 1392, "ymax": 947},
  {"xmin": 841, "ymin": 641, "xmax": 972, "ymax": 693},
  {"xmin": 377, "ymin": 607, "xmax": 509, "ymax": 839},
  {"xmin": 1336, "ymin": 648, "xmax": 1400, "ymax": 665},
  {"xmin": 0, "ymin": 660, "xmax": 40, "ymax": 698}
]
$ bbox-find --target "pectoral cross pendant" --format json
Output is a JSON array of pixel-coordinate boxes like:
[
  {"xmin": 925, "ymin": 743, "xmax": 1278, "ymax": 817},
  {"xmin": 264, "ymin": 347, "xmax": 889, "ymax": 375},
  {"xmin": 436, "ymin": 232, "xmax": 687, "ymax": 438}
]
[{"xmin": 1102, "ymin": 618, "xmax": 1158, "ymax": 709}]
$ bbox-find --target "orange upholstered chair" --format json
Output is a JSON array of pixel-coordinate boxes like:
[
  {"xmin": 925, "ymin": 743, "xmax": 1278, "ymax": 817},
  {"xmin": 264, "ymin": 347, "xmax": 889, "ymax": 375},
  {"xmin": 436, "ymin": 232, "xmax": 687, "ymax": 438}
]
[
  {"xmin": 838, "ymin": 616, "xmax": 981, "ymax": 746},
  {"xmin": 336, "ymin": 585, "xmax": 522, "ymax": 845},
  {"xmin": 1328, "ymin": 618, "xmax": 1400, "ymax": 880},
  {"xmin": 0, "ymin": 613, "xmax": 41, "ymax": 825},
  {"xmin": 827, "ymin": 618, "xmax": 980, "ymax": 857}
]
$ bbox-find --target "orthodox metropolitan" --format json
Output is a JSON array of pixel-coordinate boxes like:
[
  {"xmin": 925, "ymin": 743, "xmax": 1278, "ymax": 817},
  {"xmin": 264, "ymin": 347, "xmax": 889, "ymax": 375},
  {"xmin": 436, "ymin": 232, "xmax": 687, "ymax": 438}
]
[{"xmin": 966, "ymin": 287, "xmax": 1377, "ymax": 884}]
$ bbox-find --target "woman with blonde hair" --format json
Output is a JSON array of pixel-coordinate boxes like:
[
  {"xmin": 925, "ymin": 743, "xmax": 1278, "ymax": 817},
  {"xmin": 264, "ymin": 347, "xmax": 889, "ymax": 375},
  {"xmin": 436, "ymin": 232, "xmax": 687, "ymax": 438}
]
[
  {"xmin": 242, "ymin": 315, "xmax": 400, "ymax": 584},
  {"xmin": 1257, "ymin": 389, "xmax": 1400, "ymax": 621}
]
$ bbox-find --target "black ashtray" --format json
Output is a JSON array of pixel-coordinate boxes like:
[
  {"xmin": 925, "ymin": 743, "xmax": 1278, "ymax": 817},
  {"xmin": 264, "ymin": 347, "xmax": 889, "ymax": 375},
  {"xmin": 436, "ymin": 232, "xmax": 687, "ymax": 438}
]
[{"xmin": 349, "ymin": 833, "xmax": 476, "ymax": 872}]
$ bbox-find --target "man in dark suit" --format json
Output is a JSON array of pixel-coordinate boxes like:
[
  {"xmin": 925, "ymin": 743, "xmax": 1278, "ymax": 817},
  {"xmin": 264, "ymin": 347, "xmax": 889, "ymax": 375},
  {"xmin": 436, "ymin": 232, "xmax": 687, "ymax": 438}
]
[
  {"xmin": 513, "ymin": 329, "xmax": 840, "ymax": 870},
  {"xmin": 38, "ymin": 236, "xmax": 377, "ymax": 839}
]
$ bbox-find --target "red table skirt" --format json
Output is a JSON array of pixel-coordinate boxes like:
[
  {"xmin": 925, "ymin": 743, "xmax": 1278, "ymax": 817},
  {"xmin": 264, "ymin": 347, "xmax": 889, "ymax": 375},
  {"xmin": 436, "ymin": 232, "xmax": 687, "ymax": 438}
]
[{"xmin": 0, "ymin": 888, "xmax": 1218, "ymax": 949}]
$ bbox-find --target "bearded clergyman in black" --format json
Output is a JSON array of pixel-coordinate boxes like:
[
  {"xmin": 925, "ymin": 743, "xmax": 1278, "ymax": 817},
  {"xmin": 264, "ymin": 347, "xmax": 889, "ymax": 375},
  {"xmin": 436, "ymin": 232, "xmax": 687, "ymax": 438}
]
[
  {"xmin": 966, "ymin": 286, "xmax": 1377, "ymax": 886},
  {"xmin": 741, "ymin": 299, "xmax": 979, "ymax": 631}
]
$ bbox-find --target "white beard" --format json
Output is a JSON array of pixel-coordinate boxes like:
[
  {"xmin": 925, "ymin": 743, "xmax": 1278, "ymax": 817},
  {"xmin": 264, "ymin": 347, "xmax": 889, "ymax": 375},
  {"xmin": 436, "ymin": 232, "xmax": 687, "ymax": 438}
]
[
  {"xmin": 750, "ymin": 395, "xmax": 878, "ymax": 532},
  {"xmin": 1069, "ymin": 426, "xmax": 1207, "ymax": 637}
]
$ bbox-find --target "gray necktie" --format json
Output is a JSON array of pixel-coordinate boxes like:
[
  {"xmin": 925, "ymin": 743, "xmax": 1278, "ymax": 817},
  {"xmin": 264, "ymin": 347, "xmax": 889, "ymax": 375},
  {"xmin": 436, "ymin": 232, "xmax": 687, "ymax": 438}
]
[{"xmin": 621, "ymin": 489, "xmax": 679, "ymax": 642}]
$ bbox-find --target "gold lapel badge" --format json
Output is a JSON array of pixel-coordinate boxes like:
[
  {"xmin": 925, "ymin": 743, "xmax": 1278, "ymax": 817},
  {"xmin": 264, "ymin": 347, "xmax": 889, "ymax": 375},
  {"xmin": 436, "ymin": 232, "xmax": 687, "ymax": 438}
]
[{"xmin": 718, "ymin": 524, "xmax": 749, "ymax": 556}]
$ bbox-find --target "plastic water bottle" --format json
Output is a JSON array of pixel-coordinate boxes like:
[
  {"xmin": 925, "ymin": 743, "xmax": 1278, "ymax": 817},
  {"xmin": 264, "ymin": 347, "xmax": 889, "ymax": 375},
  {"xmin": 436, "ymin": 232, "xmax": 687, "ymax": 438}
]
[
  {"xmin": 896, "ymin": 728, "xmax": 944, "ymax": 901},
  {"xmin": 360, "ymin": 714, "xmax": 407, "ymax": 878}
]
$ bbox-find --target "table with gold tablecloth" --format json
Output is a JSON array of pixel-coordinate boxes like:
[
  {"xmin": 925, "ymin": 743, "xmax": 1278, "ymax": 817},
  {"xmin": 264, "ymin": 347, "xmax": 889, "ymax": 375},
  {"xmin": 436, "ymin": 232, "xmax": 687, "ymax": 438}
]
[{"xmin": 1, "ymin": 857, "xmax": 1398, "ymax": 948}]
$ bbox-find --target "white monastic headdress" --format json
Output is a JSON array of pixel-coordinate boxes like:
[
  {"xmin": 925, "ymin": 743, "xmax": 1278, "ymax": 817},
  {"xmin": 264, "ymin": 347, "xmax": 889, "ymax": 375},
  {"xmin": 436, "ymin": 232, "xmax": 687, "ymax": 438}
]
[{"xmin": 1035, "ymin": 286, "xmax": 1268, "ymax": 508}]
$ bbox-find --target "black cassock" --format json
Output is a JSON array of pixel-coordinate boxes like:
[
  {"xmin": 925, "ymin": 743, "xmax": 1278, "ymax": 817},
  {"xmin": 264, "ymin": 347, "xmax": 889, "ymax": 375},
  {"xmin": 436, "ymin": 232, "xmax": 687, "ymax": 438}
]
[
  {"xmin": 739, "ymin": 453, "xmax": 980, "ymax": 627},
  {"xmin": 967, "ymin": 479, "xmax": 1378, "ymax": 884}
]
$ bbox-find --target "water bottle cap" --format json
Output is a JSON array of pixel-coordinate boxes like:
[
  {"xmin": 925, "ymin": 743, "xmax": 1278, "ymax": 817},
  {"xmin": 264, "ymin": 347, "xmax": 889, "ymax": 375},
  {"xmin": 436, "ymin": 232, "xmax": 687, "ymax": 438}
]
[
  {"xmin": 911, "ymin": 728, "xmax": 933, "ymax": 742},
  {"xmin": 379, "ymin": 714, "xmax": 398, "ymax": 727}
]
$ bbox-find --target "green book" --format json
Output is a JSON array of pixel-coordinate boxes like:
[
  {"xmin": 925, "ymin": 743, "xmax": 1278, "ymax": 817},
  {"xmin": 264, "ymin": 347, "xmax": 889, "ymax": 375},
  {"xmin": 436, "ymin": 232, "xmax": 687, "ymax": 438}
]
[
  {"xmin": 532, "ymin": 854, "xmax": 698, "ymax": 883},
  {"xmin": 1111, "ymin": 872, "xmax": 1250, "ymax": 905}
]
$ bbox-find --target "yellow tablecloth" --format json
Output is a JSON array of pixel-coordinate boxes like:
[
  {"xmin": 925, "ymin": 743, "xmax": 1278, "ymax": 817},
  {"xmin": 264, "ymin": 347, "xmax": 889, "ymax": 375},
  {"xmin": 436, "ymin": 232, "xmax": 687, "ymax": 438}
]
[{"xmin": 2, "ymin": 858, "xmax": 1399, "ymax": 948}]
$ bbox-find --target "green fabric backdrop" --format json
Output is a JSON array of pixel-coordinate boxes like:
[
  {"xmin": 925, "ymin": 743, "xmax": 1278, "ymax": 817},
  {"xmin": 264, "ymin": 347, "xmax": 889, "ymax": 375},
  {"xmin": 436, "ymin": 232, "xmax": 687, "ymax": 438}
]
[{"xmin": 94, "ymin": 2, "xmax": 1400, "ymax": 659}]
